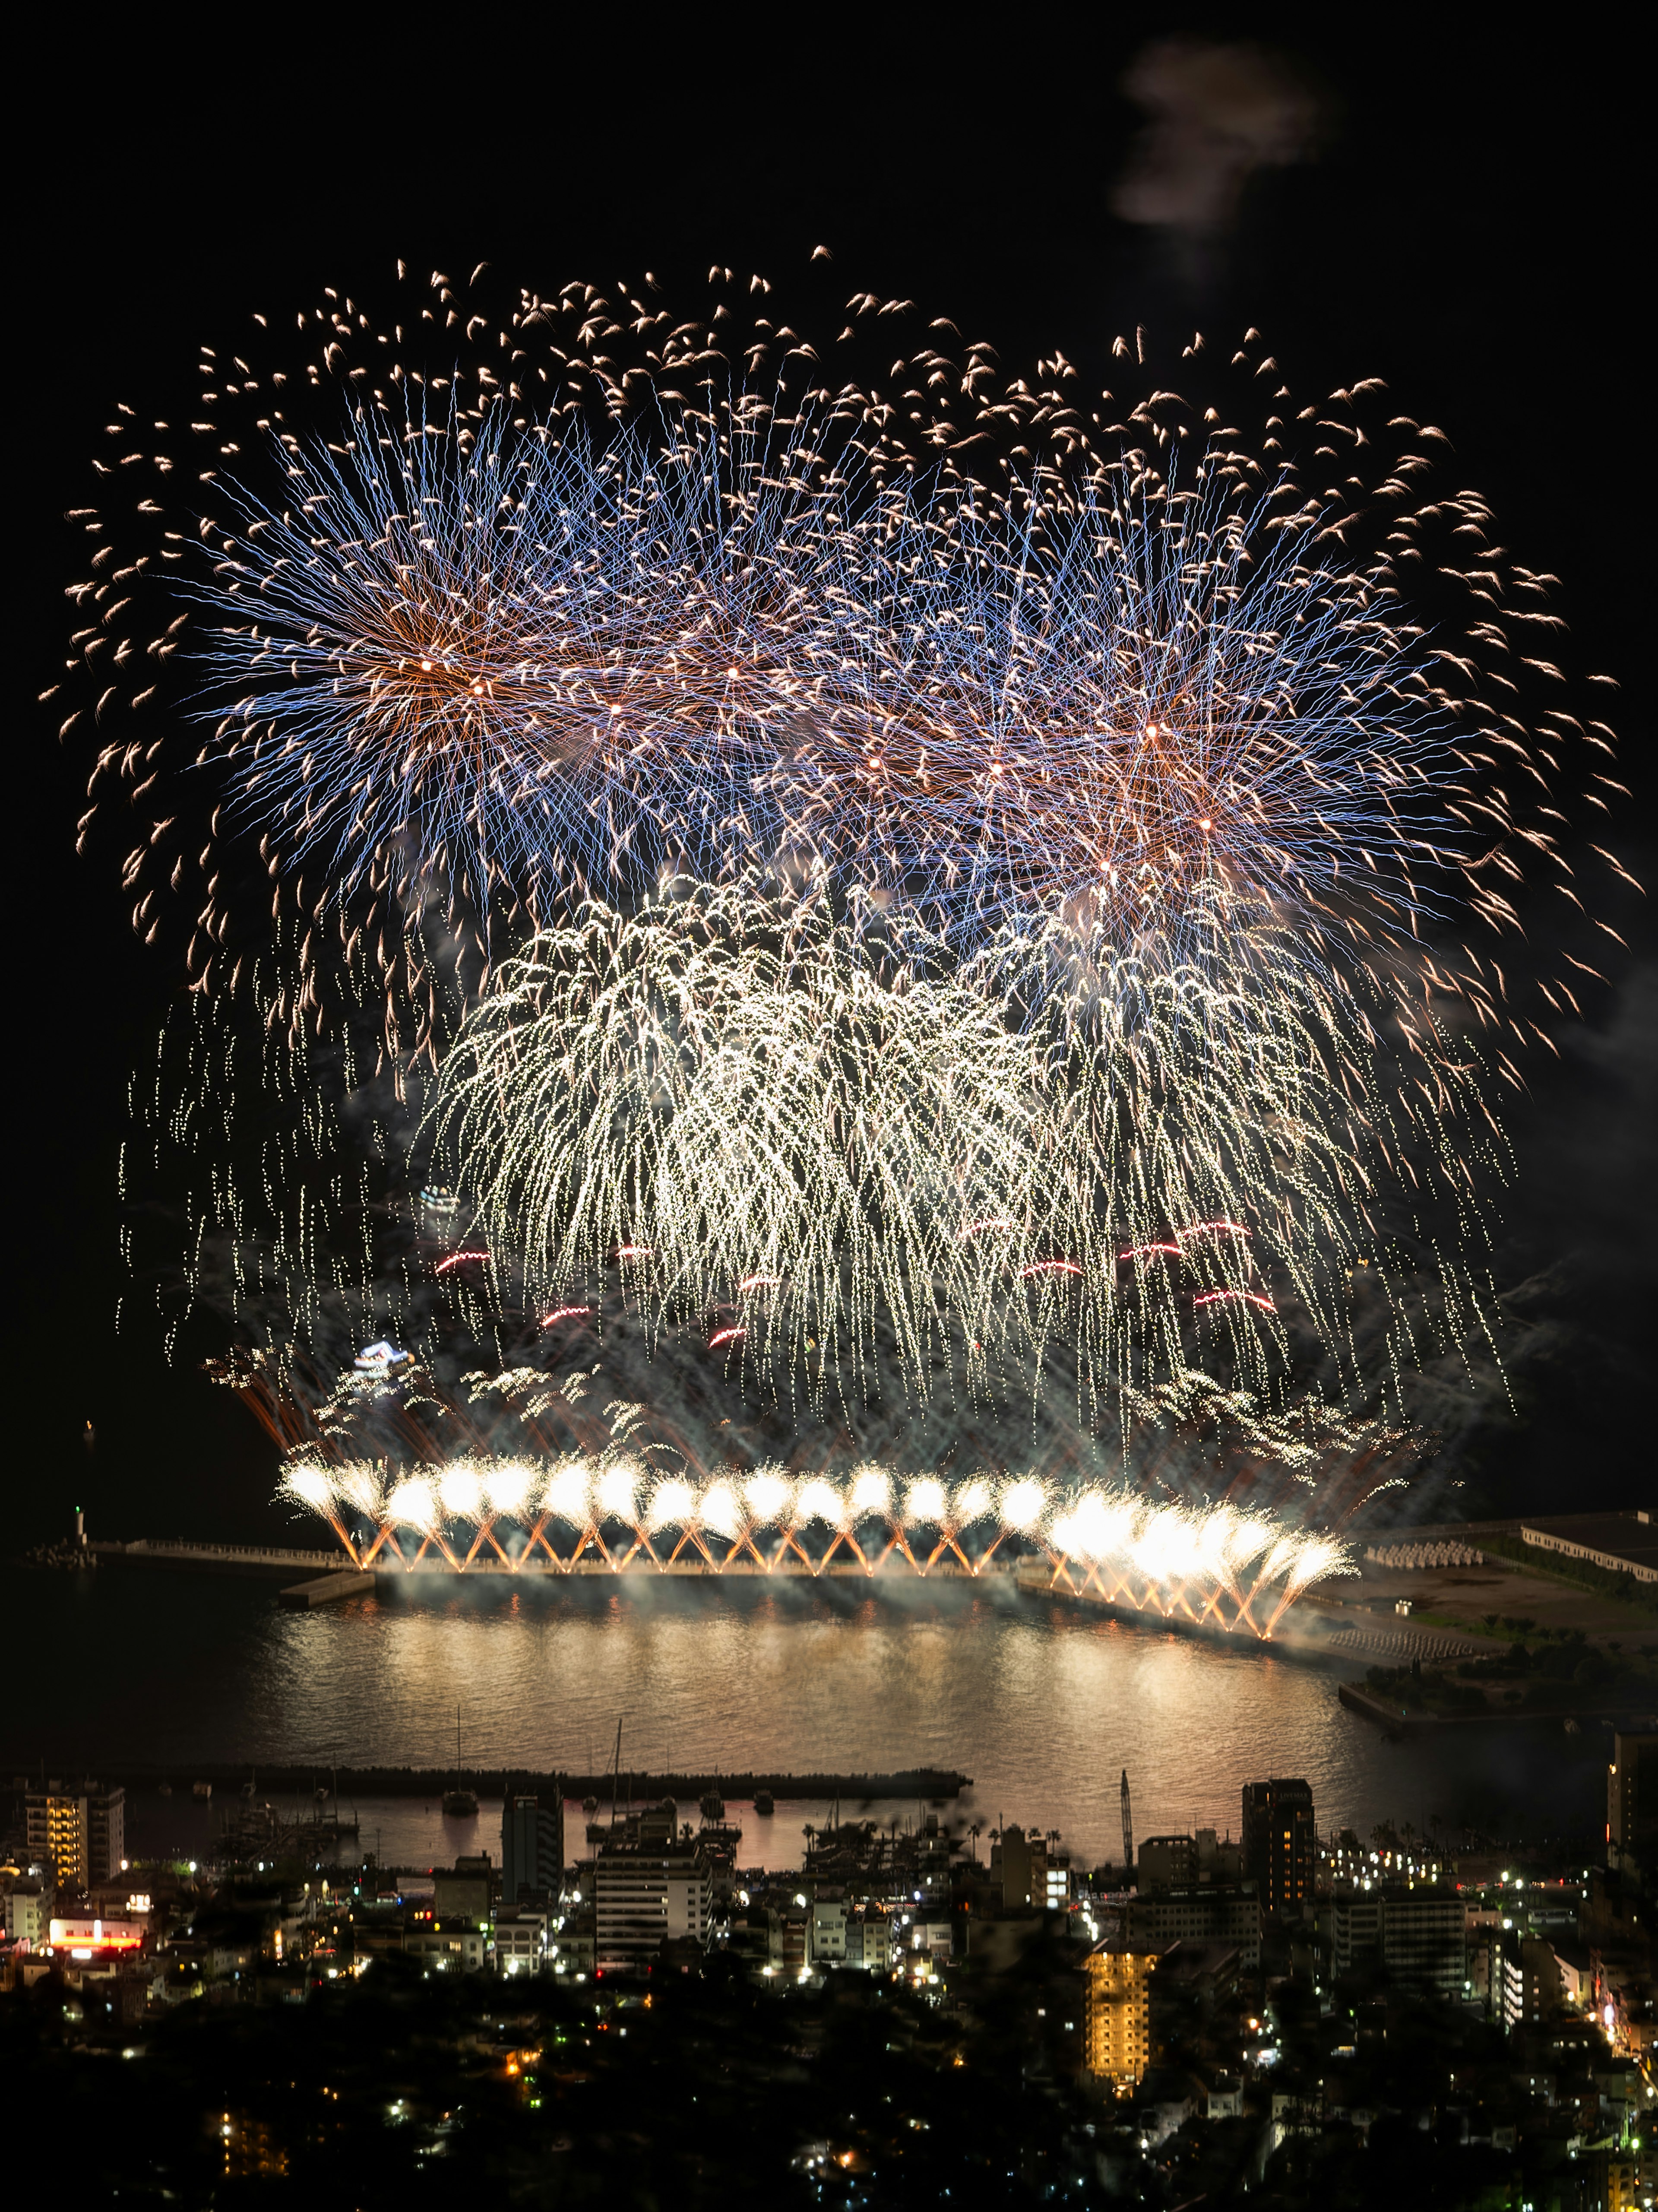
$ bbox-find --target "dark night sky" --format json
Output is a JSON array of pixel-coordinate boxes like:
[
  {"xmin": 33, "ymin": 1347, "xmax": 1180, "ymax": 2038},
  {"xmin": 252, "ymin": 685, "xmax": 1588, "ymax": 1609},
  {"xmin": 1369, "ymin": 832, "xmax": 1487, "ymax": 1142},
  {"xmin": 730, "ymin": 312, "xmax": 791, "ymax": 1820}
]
[{"xmin": 15, "ymin": 16, "xmax": 1652, "ymax": 1547}]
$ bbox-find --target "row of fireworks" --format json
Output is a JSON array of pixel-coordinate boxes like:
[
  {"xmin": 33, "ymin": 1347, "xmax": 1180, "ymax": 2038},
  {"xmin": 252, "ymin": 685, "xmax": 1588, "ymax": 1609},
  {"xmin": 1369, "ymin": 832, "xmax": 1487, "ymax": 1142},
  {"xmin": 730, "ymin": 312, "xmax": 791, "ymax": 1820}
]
[{"xmin": 282, "ymin": 1457, "xmax": 1352, "ymax": 1638}]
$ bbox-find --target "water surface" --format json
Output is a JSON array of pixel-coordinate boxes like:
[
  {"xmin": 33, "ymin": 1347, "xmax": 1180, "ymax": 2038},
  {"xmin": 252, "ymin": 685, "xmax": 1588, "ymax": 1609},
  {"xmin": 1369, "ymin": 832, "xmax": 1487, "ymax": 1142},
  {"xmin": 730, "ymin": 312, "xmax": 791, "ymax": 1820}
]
[{"xmin": 9, "ymin": 1569, "xmax": 1612, "ymax": 1870}]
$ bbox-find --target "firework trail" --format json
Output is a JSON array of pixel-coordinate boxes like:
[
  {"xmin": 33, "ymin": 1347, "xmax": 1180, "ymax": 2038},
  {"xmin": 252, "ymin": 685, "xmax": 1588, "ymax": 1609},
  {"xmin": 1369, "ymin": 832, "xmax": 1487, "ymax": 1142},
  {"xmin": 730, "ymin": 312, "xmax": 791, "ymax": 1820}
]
[{"xmin": 65, "ymin": 264, "xmax": 1631, "ymax": 1575}]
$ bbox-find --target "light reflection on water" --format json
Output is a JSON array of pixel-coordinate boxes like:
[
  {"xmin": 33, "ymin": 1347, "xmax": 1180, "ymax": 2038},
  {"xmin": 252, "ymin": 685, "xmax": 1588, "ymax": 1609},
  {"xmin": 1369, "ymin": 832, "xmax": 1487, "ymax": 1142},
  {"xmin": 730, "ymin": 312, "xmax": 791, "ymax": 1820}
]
[{"xmin": 12, "ymin": 1569, "xmax": 1611, "ymax": 1870}]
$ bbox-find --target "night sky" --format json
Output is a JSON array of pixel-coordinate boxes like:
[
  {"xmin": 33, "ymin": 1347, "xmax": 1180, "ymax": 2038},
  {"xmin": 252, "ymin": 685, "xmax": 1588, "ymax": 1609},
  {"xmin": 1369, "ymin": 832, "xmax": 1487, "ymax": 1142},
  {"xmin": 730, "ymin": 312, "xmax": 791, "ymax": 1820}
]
[{"xmin": 18, "ymin": 19, "xmax": 1651, "ymax": 1549}]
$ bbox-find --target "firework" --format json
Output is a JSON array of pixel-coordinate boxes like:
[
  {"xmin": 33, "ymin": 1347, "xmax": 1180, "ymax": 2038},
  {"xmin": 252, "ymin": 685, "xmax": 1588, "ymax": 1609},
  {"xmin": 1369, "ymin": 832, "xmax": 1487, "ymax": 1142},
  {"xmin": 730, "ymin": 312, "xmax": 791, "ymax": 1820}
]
[
  {"xmin": 61, "ymin": 266, "xmax": 1627, "ymax": 1056},
  {"xmin": 72, "ymin": 265, "xmax": 1630, "ymax": 1602},
  {"xmin": 232, "ymin": 1345, "xmax": 1393, "ymax": 1637},
  {"xmin": 435, "ymin": 878, "xmax": 1497, "ymax": 1404}
]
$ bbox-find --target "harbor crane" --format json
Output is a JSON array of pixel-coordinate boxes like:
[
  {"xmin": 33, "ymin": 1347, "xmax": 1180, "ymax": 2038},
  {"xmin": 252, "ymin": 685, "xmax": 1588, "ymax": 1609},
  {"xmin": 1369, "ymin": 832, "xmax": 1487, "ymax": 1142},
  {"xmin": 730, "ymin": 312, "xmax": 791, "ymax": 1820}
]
[{"xmin": 1120, "ymin": 1768, "xmax": 1133, "ymax": 1880}]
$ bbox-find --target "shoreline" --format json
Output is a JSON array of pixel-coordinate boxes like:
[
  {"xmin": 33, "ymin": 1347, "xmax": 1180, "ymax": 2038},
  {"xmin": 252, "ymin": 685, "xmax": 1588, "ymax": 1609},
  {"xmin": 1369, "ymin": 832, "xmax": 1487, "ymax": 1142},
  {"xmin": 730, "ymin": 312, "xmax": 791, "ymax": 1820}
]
[{"xmin": 0, "ymin": 1762, "xmax": 972, "ymax": 1803}]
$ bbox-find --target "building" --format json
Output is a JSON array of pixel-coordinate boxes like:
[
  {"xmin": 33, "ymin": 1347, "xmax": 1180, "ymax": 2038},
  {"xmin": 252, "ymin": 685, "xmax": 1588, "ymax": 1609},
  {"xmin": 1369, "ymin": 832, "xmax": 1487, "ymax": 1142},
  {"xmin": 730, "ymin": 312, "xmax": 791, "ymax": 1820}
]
[
  {"xmin": 1137, "ymin": 1835, "xmax": 1198, "ymax": 1890},
  {"xmin": 1522, "ymin": 1510, "xmax": 1658, "ymax": 1584},
  {"xmin": 432, "ymin": 1855, "xmax": 493, "ymax": 1919},
  {"xmin": 404, "ymin": 1920, "xmax": 488, "ymax": 1972},
  {"xmin": 1332, "ymin": 1885, "xmax": 1465, "ymax": 1995},
  {"xmin": 810, "ymin": 1895, "xmax": 848, "ymax": 1963},
  {"xmin": 1082, "ymin": 1942, "xmax": 1159, "ymax": 2090},
  {"xmin": 990, "ymin": 1824, "xmax": 1046, "ymax": 1910},
  {"xmin": 494, "ymin": 1909, "xmax": 548, "ymax": 1976},
  {"xmin": 1151, "ymin": 1939, "xmax": 1242, "ymax": 2016},
  {"xmin": 502, "ymin": 1785, "xmax": 564, "ymax": 1905},
  {"xmin": 593, "ymin": 1841, "xmax": 712, "ymax": 1968},
  {"xmin": 1500, "ymin": 1929, "xmax": 1562, "ymax": 2030},
  {"xmin": 1609, "ymin": 1733, "xmax": 1658, "ymax": 1882},
  {"xmin": 1241, "ymin": 1779, "xmax": 1314, "ymax": 1919},
  {"xmin": 1138, "ymin": 1831, "xmax": 1243, "ymax": 1891},
  {"xmin": 843, "ymin": 1913, "xmax": 892, "ymax": 1972},
  {"xmin": 1128, "ymin": 1883, "xmax": 1261, "ymax": 1970},
  {"xmin": 4, "ymin": 1880, "xmax": 55, "ymax": 1947},
  {"xmin": 25, "ymin": 1780, "xmax": 125, "ymax": 1892}
]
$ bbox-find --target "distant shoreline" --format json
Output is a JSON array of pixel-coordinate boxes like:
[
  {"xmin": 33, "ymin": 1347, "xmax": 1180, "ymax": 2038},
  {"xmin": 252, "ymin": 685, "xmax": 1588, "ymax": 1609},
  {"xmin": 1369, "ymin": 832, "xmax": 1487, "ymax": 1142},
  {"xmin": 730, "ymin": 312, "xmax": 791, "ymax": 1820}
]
[{"xmin": 1, "ymin": 1762, "xmax": 971, "ymax": 1803}]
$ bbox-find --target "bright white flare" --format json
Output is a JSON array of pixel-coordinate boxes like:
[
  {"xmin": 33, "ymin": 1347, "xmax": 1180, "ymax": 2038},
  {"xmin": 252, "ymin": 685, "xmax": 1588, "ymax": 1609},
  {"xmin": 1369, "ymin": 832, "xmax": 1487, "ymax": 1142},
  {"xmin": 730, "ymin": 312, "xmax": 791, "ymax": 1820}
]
[{"xmin": 278, "ymin": 1450, "xmax": 1353, "ymax": 1632}]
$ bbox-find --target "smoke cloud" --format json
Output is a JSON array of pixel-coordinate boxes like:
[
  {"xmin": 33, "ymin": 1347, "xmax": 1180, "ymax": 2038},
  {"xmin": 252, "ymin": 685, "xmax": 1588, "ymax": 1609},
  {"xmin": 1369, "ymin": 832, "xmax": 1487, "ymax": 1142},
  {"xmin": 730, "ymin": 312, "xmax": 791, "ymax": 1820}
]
[{"xmin": 1114, "ymin": 38, "xmax": 1326, "ymax": 237}]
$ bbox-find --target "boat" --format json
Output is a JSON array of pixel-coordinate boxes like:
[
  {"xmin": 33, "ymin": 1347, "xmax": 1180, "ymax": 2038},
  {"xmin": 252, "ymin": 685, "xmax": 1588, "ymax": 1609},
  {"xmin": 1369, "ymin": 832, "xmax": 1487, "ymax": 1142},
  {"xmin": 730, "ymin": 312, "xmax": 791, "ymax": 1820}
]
[
  {"xmin": 696, "ymin": 1820, "xmax": 744, "ymax": 1868},
  {"xmin": 442, "ymin": 1703, "xmax": 479, "ymax": 1816},
  {"xmin": 157, "ymin": 1781, "xmax": 172, "ymax": 1798},
  {"xmin": 753, "ymin": 1790, "xmax": 775, "ymax": 1817},
  {"xmin": 699, "ymin": 1783, "xmax": 726, "ymax": 1823},
  {"xmin": 192, "ymin": 1781, "xmax": 212, "ymax": 1800},
  {"xmin": 582, "ymin": 1795, "xmax": 599, "ymax": 1816}
]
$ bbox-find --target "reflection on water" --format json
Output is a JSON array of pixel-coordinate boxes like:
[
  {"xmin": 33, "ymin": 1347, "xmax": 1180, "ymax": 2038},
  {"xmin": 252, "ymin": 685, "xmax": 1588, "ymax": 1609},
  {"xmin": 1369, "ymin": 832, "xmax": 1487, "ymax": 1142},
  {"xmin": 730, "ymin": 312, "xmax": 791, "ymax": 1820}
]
[{"xmin": 11, "ymin": 1569, "xmax": 1611, "ymax": 1867}]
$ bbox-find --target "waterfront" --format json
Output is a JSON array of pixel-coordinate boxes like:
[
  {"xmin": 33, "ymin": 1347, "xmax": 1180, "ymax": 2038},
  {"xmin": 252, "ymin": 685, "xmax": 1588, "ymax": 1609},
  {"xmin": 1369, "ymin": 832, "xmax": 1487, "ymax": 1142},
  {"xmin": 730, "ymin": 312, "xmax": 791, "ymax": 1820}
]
[{"xmin": 9, "ymin": 1567, "xmax": 1619, "ymax": 1869}]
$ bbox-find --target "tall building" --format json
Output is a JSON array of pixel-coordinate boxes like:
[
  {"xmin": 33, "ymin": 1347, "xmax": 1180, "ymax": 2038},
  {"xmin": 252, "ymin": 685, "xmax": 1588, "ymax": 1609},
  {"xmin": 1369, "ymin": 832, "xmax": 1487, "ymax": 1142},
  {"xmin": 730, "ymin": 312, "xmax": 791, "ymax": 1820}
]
[
  {"xmin": 502, "ymin": 1784, "xmax": 564, "ymax": 1904},
  {"xmin": 1241, "ymin": 1779, "xmax": 1314, "ymax": 1919},
  {"xmin": 990, "ymin": 1824, "xmax": 1044, "ymax": 1909},
  {"xmin": 593, "ymin": 1840, "xmax": 712, "ymax": 1968},
  {"xmin": 1082, "ymin": 1942, "xmax": 1160, "ymax": 2090},
  {"xmin": 1608, "ymin": 1733, "xmax": 1658, "ymax": 1882},
  {"xmin": 25, "ymin": 1780, "xmax": 124, "ymax": 1892}
]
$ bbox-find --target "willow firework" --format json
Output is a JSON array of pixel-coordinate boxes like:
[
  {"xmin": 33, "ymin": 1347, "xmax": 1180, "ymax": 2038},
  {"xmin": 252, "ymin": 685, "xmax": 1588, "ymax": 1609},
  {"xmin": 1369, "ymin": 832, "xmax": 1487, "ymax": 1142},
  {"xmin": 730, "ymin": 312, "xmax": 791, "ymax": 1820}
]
[{"xmin": 434, "ymin": 879, "xmax": 1474, "ymax": 1403}]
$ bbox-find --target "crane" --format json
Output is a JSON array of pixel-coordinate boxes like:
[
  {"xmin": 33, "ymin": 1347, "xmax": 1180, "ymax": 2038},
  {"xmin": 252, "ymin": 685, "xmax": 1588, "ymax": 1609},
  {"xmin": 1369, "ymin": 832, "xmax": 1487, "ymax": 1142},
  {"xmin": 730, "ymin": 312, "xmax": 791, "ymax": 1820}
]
[{"xmin": 1120, "ymin": 1768, "xmax": 1133, "ymax": 1882}]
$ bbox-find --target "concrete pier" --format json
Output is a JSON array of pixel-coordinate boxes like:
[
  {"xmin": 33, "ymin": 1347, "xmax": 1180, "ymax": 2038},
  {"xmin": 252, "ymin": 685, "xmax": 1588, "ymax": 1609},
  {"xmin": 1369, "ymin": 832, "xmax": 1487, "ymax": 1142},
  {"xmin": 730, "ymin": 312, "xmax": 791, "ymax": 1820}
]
[{"xmin": 278, "ymin": 1569, "xmax": 378, "ymax": 1609}]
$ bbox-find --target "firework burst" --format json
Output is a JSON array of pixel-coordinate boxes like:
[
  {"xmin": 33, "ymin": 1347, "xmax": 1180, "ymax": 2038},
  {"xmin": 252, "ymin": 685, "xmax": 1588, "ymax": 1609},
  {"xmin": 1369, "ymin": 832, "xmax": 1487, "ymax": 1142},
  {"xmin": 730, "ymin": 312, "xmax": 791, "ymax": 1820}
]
[{"xmin": 66, "ymin": 263, "xmax": 1631, "ymax": 1590}]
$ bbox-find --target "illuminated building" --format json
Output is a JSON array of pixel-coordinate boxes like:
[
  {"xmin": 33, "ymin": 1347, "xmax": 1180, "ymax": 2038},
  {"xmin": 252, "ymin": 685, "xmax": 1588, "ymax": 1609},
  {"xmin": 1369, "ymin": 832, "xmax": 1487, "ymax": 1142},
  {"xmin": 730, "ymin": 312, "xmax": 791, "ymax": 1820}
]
[
  {"xmin": 494, "ymin": 1909, "xmax": 548, "ymax": 1976},
  {"xmin": 810, "ymin": 1895, "xmax": 848, "ymax": 1962},
  {"xmin": 1241, "ymin": 1778, "xmax": 1314, "ymax": 1919},
  {"xmin": 219, "ymin": 2111, "xmax": 288, "ymax": 2180},
  {"xmin": 1499, "ymin": 1929, "xmax": 1561, "ymax": 2030},
  {"xmin": 1082, "ymin": 1941, "xmax": 1159, "ymax": 2090},
  {"xmin": 24, "ymin": 1779, "xmax": 124, "ymax": 1892},
  {"xmin": 47, "ymin": 1914, "xmax": 146, "ymax": 1959},
  {"xmin": 593, "ymin": 1840, "xmax": 712, "ymax": 1968},
  {"xmin": 1608, "ymin": 1731, "xmax": 1658, "ymax": 1879},
  {"xmin": 404, "ymin": 1919, "xmax": 488, "ymax": 1972},
  {"xmin": 4, "ymin": 1879, "xmax": 54, "ymax": 1946},
  {"xmin": 503, "ymin": 1784, "xmax": 564, "ymax": 1905}
]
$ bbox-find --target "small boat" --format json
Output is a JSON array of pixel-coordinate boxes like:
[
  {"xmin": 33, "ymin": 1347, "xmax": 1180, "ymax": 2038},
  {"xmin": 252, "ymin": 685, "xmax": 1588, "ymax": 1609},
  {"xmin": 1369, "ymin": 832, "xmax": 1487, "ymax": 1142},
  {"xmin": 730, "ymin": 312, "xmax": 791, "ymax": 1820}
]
[
  {"xmin": 582, "ymin": 1796, "xmax": 599, "ymax": 1816},
  {"xmin": 699, "ymin": 1785, "xmax": 726, "ymax": 1823},
  {"xmin": 192, "ymin": 1781, "xmax": 212, "ymax": 1800},
  {"xmin": 753, "ymin": 1790, "xmax": 775, "ymax": 1817},
  {"xmin": 157, "ymin": 1781, "xmax": 173, "ymax": 1798}
]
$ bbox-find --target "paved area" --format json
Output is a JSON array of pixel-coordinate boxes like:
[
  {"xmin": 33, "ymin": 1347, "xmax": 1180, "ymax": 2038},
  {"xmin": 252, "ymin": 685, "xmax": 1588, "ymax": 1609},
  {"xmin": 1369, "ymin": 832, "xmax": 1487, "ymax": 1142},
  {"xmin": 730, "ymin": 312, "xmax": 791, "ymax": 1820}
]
[{"xmin": 1305, "ymin": 1552, "xmax": 1658, "ymax": 1650}]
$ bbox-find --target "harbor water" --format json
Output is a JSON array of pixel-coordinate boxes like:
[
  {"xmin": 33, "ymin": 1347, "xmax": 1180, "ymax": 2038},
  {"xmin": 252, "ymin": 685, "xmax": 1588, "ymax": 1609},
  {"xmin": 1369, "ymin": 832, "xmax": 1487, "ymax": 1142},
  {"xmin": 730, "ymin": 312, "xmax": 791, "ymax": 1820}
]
[{"xmin": 6, "ymin": 1566, "xmax": 1618, "ymax": 1872}]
